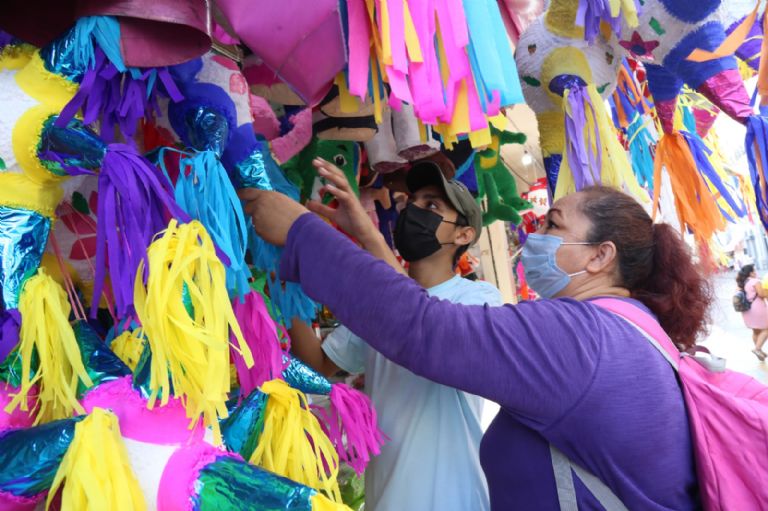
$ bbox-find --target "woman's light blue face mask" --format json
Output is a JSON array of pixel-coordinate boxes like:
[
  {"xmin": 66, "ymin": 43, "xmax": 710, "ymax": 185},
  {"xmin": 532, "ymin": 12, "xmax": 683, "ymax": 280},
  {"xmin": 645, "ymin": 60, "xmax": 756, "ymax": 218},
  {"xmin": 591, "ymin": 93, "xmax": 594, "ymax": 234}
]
[{"xmin": 520, "ymin": 233, "xmax": 597, "ymax": 299}]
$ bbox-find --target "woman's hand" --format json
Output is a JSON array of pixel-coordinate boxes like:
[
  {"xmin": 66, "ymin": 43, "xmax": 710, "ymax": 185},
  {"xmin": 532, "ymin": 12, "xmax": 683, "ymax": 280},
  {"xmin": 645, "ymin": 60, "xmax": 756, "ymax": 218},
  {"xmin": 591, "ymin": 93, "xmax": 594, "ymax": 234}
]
[
  {"xmin": 238, "ymin": 189, "xmax": 309, "ymax": 246},
  {"xmin": 307, "ymin": 158, "xmax": 379, "ymax": 245}
]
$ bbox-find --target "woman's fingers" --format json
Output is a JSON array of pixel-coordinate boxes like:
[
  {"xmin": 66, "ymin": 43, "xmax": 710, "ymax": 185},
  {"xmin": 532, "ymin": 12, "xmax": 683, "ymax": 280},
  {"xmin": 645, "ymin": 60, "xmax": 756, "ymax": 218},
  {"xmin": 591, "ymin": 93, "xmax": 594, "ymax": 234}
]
[
  {"xmin": 313, "ymin": 158, "xmax": 352, "ymax": 192},
  {"xmin": 306, "ymin": 200, "xmax": 336, "ymax": 219},
  {"xmin": 320, "ymin": 183, "xmax": 352, "ymax": 202}
]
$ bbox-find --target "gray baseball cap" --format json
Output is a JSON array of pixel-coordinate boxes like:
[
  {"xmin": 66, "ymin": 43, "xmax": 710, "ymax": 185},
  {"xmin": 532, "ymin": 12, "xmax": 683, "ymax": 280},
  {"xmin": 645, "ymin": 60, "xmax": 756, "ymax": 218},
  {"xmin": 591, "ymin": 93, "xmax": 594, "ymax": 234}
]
[{"xmin": 406, "ymin": 160, "xmax": 483, "ymax": 244}]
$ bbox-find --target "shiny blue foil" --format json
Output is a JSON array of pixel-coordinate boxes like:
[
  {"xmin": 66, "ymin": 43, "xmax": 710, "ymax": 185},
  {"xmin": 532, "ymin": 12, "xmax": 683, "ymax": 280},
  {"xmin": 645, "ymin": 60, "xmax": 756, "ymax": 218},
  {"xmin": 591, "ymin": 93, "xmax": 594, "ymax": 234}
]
[
  {"xmin": 0, "ymin": 345, "xmax": 32, "ymax": 388},
  {"xmin": 74, "ymin": 320, "xmax": 131, "ymax": 397},
  {"xmin": 195, "ymin": 456, "xmax": 316, "ymax": 511},
  {"xmin": 183, "ymin": 106, "xmax": 230, "ymax": 156},
  {"xmin": 39, "ymin": 118, "xmax": 106, "ymax": 176},
  {"xmin": 0, "ymin": 416, "xmax": 84, "ymax": 497},
  {"xmin": 131, "ymin": 341, "xmax": 153, "ymax": 399},
  {"xmin": 0, "ymin": 207, "xmax": 51, "ymax": 310},
  {"xmin": 131, "ymin": 341, "xmax": 173, "ymax": 400},
  {"xmin": 221, "ymin": 389, "xmax": 268, "ymax": 461},
  {"xmin": 38, "ymin": 28, "xmax": 84, "ymax": 83},
  {"xmin": 282, "ymin": 356, "xmax": 332, "ymax": 396},
  {"xmin": 234, "ymin": 150, "xmax": 272, "ymax": 190}
]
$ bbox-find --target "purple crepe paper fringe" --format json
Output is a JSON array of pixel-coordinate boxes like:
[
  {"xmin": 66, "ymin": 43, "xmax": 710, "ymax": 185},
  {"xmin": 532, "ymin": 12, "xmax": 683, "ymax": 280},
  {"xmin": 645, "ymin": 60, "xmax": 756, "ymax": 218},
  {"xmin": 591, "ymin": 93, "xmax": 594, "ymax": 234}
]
[
  {"xmin": 91, "ymin": 144, "xmax": 189, "ymax": 319},
  {"xmin": 563, "ymin": 86, "xmax": 603, "ymax": 190},
  {"xmin": 576, "ymin": 0, "xmax": 638, "ymax": 41},
  {"xmin": 56, "ymin": 47, "xmax": 184, "ymax": 146}
]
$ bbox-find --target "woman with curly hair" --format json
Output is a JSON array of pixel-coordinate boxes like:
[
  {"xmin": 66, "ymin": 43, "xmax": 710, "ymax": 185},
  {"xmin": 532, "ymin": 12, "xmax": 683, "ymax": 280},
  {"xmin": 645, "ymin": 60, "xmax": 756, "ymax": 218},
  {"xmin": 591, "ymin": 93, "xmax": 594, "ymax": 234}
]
[
  {"xmin": 735, "ymin": 263, "xmax": 768, "ymax": 360},
  {"xmin": 241, "ymin": 178, "xmax": 710, "ymax": 509}
]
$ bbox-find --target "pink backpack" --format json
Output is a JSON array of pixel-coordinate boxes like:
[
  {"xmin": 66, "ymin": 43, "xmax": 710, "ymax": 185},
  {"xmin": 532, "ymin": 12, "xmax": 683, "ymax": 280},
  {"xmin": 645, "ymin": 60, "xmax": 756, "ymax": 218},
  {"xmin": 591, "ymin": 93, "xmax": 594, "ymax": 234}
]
[{"xmin": 594, "ymin": 298, "xmax": 768, "ymax": 510}]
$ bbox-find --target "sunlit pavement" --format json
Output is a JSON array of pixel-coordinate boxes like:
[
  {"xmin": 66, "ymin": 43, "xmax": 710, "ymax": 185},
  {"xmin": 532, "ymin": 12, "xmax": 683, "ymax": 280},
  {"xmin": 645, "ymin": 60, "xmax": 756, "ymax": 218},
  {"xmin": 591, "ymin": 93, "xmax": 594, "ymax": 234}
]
[
  {"xmin": 700, "ymin": 271, "xmax": 768, "ymax": 385},
  {"xmin": 481, "ymin": 275, "xmax": 768, "ymax": 430}
]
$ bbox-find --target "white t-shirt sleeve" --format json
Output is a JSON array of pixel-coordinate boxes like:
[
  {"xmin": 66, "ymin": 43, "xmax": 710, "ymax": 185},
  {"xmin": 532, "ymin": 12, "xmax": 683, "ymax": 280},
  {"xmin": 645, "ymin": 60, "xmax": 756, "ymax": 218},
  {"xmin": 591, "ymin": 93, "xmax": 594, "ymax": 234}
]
[
  {"xmin": 458, "ymin": 281, "xmax": 503, "ymax": 307},
  {"xmin": 321, "ymin": 325, "xmax": 367, "ymax": 374}
]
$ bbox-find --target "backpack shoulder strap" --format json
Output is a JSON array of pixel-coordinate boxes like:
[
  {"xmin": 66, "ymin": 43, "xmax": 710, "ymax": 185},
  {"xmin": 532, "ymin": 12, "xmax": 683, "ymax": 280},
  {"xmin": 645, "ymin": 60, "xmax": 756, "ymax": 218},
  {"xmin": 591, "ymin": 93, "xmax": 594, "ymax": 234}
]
[
  {"xmin": 548, "ymin": 298, "xmax": 683, "ymax": 510},
  {"xmin": 591, "ymin": 298, "xmax": 680, "ymax": 370},
  {"xmin": 549, "ymin": 445, "xmax": 629, "ymax": 511}
]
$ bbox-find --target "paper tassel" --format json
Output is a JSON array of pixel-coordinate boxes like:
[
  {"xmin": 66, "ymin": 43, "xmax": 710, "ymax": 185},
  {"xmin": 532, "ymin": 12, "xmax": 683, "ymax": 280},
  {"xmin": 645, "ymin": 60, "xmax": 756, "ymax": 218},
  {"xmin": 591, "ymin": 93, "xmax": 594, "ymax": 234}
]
[
  {"xmin": 133, "ymin": 220, "xmax": 254, "ymax": 444},
  {"xmin": 175, "ymin": 150, "xmax": 251, "ymax": 299},
  {"xmin": 626, "ymin": 115, "xmax": 656, "ymax": 189},
  {"xmin": 575, "ymin": 0, "xmax": 639, "ymax": 42},
  {"xmin": 556, "ymin": 85, "xmax": 646, "ymax": 201},
  {"xmin": 5, "ymin": 269, "xmax": 92, "ymax": 424},
  {"xmin": 91, "ymin": 144, "xmax": 187, "ymax": 319},
  {"xmin": 250, "ymin": 379, "xmax": 341, "ymax": 502},
  {"xmin": 746, "ymin": 114, "xmax": 768, "ymax": 231},
  {"xmin": 109, "ymin": 330, "xmax": 146, "ymax": 372},
  {"xmin": 312, "ymin": 383, "xmax": 387, "ymax": 476},
  {"xmin": 653, "ymin": 133, "xmax": 725, "ymax": 241},
  {"xmin": 231, "ymin": 291, "xmax": 285, "ymax": 396},
  {"xmin": 681, "ymin": 131, "xmax": 745, "ymax": 222},
  {"xmin": 46, "ymin": 408, "xmax": 145, "ymax": 511}
]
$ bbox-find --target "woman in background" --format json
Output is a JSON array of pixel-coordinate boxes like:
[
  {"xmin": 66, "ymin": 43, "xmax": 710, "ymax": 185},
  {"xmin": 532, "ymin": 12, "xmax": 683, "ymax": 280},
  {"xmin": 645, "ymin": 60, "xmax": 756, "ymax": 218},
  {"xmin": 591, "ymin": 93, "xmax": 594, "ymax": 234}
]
[{"xmin": 736, "ymin": 264, "xmax": 768, "ymax": 360}]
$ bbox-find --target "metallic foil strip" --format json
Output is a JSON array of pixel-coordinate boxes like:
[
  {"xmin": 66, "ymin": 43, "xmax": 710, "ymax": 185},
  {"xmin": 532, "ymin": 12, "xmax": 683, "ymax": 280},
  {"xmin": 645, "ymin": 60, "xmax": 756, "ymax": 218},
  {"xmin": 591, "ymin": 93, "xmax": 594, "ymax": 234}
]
[
  {"xmin": 39, "ymin": 118, "xmax": 106, "ymax": 176},
  {"xmin": 282, "ymin": 356, "xmax": 332, "ymax": 396},
  {"xmin": 185, "ymin": 106, "xmax": 230, "ymax": 156},
  {"xmin": 0, "ymin": 207, "xmax": 50, "ymax": 309},
  {"xmin": 221, "ymin": 389, "xmax": 268, "ymax": 461},
  {"xmin": 74, "ymin": 321, "xmax": 131, "ymax": 398},
  {"xmin": 0, "ymin": 416, "xmax": 83, "ymax": 497},
  {"xmin": 195, "ymin": 456, "xmax": 316, "ymax": 511},
  {"xmin": 234, "ymin": 150, "xmax": 273, "ymax": 190},
  {"xmin": 38, "ymin": 29, "xmax": 84, "ymax": 83}
]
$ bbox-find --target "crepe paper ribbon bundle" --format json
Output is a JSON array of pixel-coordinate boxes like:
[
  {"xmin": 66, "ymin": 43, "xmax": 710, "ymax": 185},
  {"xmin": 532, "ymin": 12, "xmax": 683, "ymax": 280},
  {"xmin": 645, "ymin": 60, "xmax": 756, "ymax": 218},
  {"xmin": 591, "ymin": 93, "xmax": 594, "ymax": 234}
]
[
  {"xmin": 53, "ymin": 15, "xmax": 185, "ymax": 147},
  {"xmin": 554, "ymin": 83, "xmax": 646, "ymax": 201},
  {"xmin": 652, "ymin": 132, "xmax": 726, "ymax": 243},
  {"xmin": 239, "ymin": 379, "xmax": 342, "ymax": 502},
  {"xmin": 0, "ymin": 416, "xmax": 84, "ymax": 510},
  {"xmin": 311, "ymin": 383, "xmax": 387, "ymax": 477},
  {"xmin": 109, "ymin": 330, "xmax": 148, "ymax": 372},
  {"xmin": 624, "ymin": 115, "xmax": 657, "ymax": 189},
  {"xmin": 172, "ymin": 149, "xmax": 252, "ymax": 299},
  {"xmin": 746, "ymin": 113, "xmax": 768, "ymax": 231},
  {"xmin": 46, "ymin": 407, "xmax": 146, "ymax": 511},
  {"xmin": 610, "ymin": 60, "xmax": 653, "ymax": 130},
  {"xmin": 157, "ymin": 443, "xmax": 352, "ymax": 511},
  {"xmin": 225, "ymin": 355, "xmax": 386, "ymax": 492},
  {"xmin": 346, "ymin": 0, "xmax": 524, "ymax": 148},
  {"xmin": 678, "ymin": 108, "xmax": 746, "ymax": 223},
  {"xmin": 134, "ymin": 220, "xmax": 254, "ymax": 445},
  {"xmin": 281, "ymin": 356, "xmax": 387, "ymax": 477},
  {"xmin": 0, "ymin": 413, "xmax": 351, "ymax": 511},
  {"xmin": 231, "ymin": 291, "xmax": 287, "ymax": 397},
  {"xmin": 574, "ymin": 0, "xmax": 639, "ymax": 42},
  {"xmin": 4, "ymin": 269, "xmax": 93, "ymax": 425}
]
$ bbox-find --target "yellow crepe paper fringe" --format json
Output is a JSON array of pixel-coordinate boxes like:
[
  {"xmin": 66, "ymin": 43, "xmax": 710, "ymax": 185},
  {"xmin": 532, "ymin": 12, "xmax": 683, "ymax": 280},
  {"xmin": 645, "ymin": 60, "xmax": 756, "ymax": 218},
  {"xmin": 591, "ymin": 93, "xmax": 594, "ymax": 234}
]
[
  {"xmin": 5, "ymin": 268, "xmax": 92, "ymax": 424},
  {"xmin": 110, "ymin": 330, "xmax": 146, "ymax": 372},
  {"xmin": 134, "ymin": 220, "xmax": 253, "ymax": 445},
  {"xmin": 251, "ymin": 379, "xmax": 342, "ymax": 503},
  {"xmin": 46, "ymin": 408, "xmax": 146, "ymax": 511},
  {"xmin": 311, "ymin": 493, "xmax": 353, "ymax": 511}
]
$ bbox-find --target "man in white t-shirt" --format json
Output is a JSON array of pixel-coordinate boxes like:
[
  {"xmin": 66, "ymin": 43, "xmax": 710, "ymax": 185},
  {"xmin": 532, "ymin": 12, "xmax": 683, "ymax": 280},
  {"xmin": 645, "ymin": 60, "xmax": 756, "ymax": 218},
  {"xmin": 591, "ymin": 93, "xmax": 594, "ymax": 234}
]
[{"xmin": 289, "ymin": 158, "xmax": 501, "ymax": 511}]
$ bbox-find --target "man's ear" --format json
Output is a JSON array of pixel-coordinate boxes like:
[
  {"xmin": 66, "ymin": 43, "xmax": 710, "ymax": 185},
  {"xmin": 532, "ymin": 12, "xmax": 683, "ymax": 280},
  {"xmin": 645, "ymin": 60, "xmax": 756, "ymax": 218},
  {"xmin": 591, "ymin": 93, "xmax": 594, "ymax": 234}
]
[
  {"xmin": 585, "ymin": 241, "xmax": 618, "ymax": 274},
  {"xmin": 454, "ymin": 226, "xmax": 475, "ymax": 247}
]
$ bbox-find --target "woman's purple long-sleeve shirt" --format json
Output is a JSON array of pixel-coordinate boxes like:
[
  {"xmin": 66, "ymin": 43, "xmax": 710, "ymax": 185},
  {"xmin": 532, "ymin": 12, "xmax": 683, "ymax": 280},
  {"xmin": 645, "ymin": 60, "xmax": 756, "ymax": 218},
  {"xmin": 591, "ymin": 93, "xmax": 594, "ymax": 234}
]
[{"xmin": 280, "ymin": 214, "xmax": 699, "ymax": 509}]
